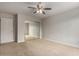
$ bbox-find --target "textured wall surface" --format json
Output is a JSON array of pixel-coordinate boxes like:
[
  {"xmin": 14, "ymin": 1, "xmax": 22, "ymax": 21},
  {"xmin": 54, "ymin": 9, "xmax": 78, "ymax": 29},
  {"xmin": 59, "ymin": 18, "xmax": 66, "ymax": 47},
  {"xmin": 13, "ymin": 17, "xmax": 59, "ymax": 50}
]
[{"xmin": 42, "ymin": 7, "xmax": 79, "ymax": 48}]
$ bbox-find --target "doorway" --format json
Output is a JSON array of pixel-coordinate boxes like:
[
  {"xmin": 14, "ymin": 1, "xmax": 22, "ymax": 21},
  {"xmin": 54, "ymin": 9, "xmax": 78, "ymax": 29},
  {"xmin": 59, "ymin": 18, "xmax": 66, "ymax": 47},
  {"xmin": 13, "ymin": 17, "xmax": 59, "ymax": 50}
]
[{"xmin": 24, "ymin": 21, "xmax": 40, "ymax": 40}]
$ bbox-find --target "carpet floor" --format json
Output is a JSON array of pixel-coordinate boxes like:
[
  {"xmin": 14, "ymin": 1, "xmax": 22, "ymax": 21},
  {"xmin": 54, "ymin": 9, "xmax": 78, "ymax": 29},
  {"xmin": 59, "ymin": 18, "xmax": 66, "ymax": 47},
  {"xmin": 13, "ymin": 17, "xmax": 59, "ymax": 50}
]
[{"xmin": 0, "ymin": 39, "xmax": 79, "ymax": 56}]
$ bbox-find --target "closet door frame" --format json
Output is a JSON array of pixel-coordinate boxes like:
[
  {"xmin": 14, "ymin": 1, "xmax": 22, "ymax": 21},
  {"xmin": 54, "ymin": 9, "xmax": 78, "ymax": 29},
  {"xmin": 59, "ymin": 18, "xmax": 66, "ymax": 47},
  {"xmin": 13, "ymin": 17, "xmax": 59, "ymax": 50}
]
[{"xmin": 24, "ymin": 21, "xmax": 41, "ymax": 39}]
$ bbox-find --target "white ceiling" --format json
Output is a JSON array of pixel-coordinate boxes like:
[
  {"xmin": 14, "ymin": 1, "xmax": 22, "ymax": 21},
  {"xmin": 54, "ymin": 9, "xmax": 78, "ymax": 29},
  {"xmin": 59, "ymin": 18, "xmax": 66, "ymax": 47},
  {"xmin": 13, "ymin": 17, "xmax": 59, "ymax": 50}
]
[{"xmin": 0, "ymin": 2, "xmax": 79, "ymax": 19}]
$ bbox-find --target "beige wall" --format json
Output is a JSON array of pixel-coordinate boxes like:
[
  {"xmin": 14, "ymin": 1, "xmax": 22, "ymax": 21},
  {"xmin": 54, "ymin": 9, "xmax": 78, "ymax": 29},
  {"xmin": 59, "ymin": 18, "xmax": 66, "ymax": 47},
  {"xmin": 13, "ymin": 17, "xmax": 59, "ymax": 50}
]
[{"xmin": 42, "ymin": 7, "xmax": 79, "ymax": 48}]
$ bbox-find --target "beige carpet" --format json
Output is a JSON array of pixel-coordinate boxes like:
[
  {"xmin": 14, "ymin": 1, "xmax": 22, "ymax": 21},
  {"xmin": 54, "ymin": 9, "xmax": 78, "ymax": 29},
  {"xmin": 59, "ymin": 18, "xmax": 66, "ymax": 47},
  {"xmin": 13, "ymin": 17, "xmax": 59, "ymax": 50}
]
[{"xmin": 0, "ymin": 39, "xmax": 79, "ymax": 56}]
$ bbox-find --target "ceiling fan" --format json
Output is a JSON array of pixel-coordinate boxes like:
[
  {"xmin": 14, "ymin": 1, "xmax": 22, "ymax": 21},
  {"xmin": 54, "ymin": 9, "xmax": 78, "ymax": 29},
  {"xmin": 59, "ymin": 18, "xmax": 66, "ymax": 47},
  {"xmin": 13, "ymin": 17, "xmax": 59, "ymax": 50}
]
[{"xmin": 28, "ymin": 2, "xmax": 52, "ymax": 15}]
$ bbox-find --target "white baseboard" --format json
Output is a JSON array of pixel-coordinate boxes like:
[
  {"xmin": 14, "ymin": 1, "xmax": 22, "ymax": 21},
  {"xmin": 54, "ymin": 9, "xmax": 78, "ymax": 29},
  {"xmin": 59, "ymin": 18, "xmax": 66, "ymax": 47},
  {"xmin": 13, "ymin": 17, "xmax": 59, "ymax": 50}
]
[
  {"xmin": 17, "ymin": 40, "xmax": 24, "ymax": 43},
  {"xmin": 1, "ymin": 40, "xmax": 14, "ymax": 44},
  {"xmin": 45, "ymin": 39, "xmax": 79, "ymax": 48}
]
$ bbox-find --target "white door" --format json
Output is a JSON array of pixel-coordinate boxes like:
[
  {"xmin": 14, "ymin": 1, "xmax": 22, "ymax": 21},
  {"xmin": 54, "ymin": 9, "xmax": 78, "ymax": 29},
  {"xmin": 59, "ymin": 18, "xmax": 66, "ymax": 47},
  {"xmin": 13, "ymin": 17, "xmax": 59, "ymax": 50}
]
[{"xmin": 1, "ymin": 17, "xmax": 14, "ymax": 43}]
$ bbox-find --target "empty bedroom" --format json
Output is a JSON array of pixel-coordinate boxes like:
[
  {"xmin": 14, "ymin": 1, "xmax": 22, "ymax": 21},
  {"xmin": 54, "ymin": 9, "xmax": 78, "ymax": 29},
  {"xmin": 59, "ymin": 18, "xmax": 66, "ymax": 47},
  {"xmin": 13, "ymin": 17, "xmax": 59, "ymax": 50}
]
[{"xmin": 0, "ymin": 2, "xmax": 79, "ymax": 56}]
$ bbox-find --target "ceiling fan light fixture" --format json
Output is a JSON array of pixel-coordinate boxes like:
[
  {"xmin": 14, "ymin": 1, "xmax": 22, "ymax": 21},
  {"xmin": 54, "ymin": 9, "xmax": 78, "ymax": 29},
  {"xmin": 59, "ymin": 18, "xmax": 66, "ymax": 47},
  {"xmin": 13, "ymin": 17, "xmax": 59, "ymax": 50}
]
[
  {"xmin": 37, "ymin": 10, "xmax": 40, "ymax": 13},
  {"xmin": 37, "ymin": 9, "xmax": 42, "ymax": 14},
  {"xmin": 28, "ymin": 2, "xmax": 52, "ymax": 15},
  {"xmin": 39, "ymin": 9, "xmax": 42, "ymax": 13}
]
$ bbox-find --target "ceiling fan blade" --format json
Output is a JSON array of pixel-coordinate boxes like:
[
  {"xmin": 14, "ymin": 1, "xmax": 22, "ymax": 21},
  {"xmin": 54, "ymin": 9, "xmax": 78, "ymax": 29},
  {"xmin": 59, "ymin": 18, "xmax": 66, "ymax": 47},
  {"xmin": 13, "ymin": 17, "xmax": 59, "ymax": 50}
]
[
  {"xmin": 42, "ymin": 11, "xmax": 46, "ymax": 15},
  {"xmin": 37, "ymin": 2, "xmax": 42, "ymax": 9},
  {"xmin": 28, "ymin": 7, "xmax": 36, "ymax": 9},
  {"xmin": 37, "ymin": 4, "xmax": 40, "ymax": 9},
  {"xmin": 44, "ymin": 8, "xmax": 52, "ymax": 10},
  {"xmin": 33, "ymin": 11, "xmax": 37, "ymax": 14}
]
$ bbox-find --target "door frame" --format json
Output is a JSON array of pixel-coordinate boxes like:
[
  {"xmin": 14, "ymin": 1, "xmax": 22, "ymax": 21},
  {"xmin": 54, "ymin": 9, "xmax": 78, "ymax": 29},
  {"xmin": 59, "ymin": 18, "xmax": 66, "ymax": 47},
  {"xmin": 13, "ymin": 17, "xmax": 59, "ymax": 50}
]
[{"xmin": 24, "ymin": 20, "xmax": 41, "ymax": 39}]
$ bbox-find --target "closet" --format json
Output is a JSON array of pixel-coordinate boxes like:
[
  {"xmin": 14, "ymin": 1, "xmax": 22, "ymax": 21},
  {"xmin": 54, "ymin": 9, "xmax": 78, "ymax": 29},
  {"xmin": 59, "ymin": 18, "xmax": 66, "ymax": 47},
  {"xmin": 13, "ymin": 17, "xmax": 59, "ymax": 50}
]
[
  {"xmin": 0, "ymin": 14, "xmax": 15, "ymax": 44},
  {"xmin": 24, "ymin": 21, "xmax": 40, "ymax": 39}
]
